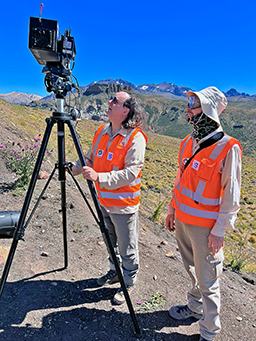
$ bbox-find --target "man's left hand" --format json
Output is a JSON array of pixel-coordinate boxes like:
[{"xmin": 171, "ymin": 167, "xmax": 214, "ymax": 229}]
[
  {"xmin": 81, "ymin": 166, "xmax": 99, "ymax": 182},
  {"xmin": 208, "ymin": 233, "xmax": 224, "ymax": 256}
]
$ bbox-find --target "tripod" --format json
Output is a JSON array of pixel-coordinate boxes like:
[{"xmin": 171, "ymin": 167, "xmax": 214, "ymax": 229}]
[{"xmin": 0, "ymin": 92, "xmax": 140, "ymax": 333}]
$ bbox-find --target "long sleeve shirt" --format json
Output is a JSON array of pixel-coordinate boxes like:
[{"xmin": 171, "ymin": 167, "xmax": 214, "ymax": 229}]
[
  {"xmin": 73, "ymin": 124, "xmax": 146, "ymax": 214},
  {"xmin": 168, "ymin": 127, "xmax": 242, "ymax": 237}
]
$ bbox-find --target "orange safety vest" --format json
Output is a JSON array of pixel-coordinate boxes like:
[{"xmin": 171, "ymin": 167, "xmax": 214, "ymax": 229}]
[
  {"xmin": 91, "ymin": 123, "xmax": 147, "ymax": 207},
  {"xmin": 172, "ymin": 134, "xmax": 242, "ymax": 228}
]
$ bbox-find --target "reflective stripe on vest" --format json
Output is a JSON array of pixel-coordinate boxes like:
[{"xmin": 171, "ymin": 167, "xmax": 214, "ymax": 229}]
[
  {"xmin": 181, "ymin": 180, "xmax": 222, "ymax": 206},
  {"xmin": 179, "ymin": 135, "xmax": 192, "ymax": 169},
  {"xmin": 174, "ymin": 134, "xmax": 242, "ymax": 228},
  {"xmin": 178, "ymin": 203, "xmax": 219, "ymax": 220},
  {"xmin": 128, "ymin": 178, "xmax": 141, "ymax": 187},
  {"xmin": 99, "ymin": 190, "xmax": 141, "ymax": 200},
  {"xmin": 92, "ymin": 124, "xmax": 147, "ymax": 207}
]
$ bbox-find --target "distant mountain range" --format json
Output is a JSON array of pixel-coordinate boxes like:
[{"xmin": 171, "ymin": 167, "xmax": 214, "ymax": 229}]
[
  {"xmin": 1, "ymin": 82, "xmax": 256, "ymax": 156},
  {"xmin": 87, "ymin": 79, "xmax": 256, "ymax": 102},
  {"xmin": 1, "ymin": 79, "xmax": 255, "ymax": 105},
  {"xmin": 0, "ymin": 91, "xmax": 42, "ymax": 105}
]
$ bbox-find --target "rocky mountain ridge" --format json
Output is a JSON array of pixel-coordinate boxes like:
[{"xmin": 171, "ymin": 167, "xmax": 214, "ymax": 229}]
[
  {"xmin": 84, "ymin": 79, "xmax": 256, "ymax": 101},
  {"xmin": 22, "ymin": 82, "xmax": 256, "ymax": 156},
  {"xmin": 1, "ymin": 79, "xmax": 255, "ymax": 105},
  {"xmin": 0, "ymin": 91, "xmax": 42, "ymax": 105}
]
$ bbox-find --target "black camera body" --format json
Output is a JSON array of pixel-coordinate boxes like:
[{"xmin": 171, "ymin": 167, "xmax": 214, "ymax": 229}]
[{"xmin": 28, "ymin": 17, "xmax": 76, "ymax": 72}]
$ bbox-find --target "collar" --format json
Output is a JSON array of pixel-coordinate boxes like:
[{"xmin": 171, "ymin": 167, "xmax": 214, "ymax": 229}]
[{"xmin": 105, "ymin": 123, "xmax": 129, "ymax": 139}]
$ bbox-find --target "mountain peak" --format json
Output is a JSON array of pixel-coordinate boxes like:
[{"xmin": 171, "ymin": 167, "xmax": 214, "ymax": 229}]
[
  {"xmin": 1, "ymin": 80, "xmax": 255, "ymax": 105},
  {"xmin": 0, "ymin": 91, "xmax": 42, "ymax": 105}
]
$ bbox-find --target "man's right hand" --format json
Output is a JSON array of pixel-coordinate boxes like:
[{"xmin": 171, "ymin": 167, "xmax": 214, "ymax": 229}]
[{"xmin": 165, "ymin": 214, "xmax": 175, "ymax": 232}]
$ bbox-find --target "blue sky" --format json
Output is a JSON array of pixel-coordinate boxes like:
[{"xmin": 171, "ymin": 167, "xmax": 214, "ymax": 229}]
[{"xmin": 1, "ymin": 0, "xmax": 256, "ymax": 97}]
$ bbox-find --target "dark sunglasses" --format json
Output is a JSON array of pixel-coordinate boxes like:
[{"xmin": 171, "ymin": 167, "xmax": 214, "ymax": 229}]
[{"xmin": 109, "ymin": 96, "xmax": 123, "ymax": 104}]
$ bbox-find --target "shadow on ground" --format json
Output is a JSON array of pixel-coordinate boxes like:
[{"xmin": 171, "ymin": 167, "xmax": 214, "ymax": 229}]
[{"xmin": 0, "ymin": 273, "xmax": 200, "ymax": 341}]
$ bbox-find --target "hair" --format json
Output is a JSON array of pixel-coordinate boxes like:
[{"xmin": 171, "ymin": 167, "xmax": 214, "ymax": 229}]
[{"xmin": 121, "ymin": 93, "xmax": 145, "ymax": 129}]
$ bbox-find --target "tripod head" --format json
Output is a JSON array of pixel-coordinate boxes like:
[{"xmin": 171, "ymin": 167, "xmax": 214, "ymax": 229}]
[
  {"xmin": 43, "ymin": 63, "xmax": 72, "ymax": 98},
  {"xmin": 42, "ymin": 66, "xmax": 81, "ymax": 122}
]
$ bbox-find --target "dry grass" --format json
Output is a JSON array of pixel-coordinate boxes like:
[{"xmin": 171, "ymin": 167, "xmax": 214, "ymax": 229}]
[{"xmin": 1, "ymin": 99, "xmax": 255, "ymax": 273}]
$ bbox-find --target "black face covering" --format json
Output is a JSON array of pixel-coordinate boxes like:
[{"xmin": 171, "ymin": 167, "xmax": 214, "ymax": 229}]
[{"xmin": 187, "ymin": 112, "xmax": 219, "ymax": 140}]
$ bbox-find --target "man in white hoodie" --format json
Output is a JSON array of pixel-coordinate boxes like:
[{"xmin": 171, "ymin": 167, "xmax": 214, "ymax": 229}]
[{"xmin": 165, "ymin": 87, "xmax": 242, "ymax": 341}]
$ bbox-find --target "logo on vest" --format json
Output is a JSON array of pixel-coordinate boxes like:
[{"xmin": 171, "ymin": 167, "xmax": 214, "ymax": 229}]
[
  {"xmin": 97, "ymin": 149, "xmax": 104, "ymax": 158},
  {"xmin": 107, "ymin": 152, "xmax": 113, "ymax": 161},
  {"xmin": 192, "ymin": 159, "xmax": 200, "ymax": 171}
]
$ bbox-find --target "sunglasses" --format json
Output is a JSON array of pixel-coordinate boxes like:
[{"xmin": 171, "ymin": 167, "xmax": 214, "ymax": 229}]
[
  {"xmin": 109, "ymin": 96, "xmax": 124, "ymax": 104},
  {"xmin": 187, "ymin": 96, "xmax": 201, "ymax": 109}
]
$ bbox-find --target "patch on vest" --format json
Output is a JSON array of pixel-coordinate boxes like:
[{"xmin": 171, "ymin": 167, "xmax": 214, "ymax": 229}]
[
  {"xmin": 97, "ymin": 149, "xmax": 104, "ymax": 158},
  {"xmin": 192, "ymin": 159, "xmax": 200, "ymax": 171},
  {"xmin": 107, "ymin": 152, "xmax": 113, "ymax": 161}
]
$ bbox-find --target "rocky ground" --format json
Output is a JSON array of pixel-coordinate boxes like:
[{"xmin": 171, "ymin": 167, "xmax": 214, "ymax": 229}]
[{"xmin": 0, "ymin": 132, "xmax": 255, "ymax": 341}]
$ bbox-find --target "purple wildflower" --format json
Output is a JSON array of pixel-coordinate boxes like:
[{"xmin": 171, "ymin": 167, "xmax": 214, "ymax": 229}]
[{"xmin": 0, "ymin": 145, "xmax": 3, "ymax": 148}]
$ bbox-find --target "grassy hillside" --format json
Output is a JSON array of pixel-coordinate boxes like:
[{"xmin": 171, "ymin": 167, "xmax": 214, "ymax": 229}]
[
  {"xmin": 1, "ymin": 98, "xmax": 256, "ymax": 273},
  {"xmin": 133, "ymin": 93, "xmax": 256, "ymax": 156},
  {"xmin": 29, "ymin": 90, "xmax": 256, "ymax": 155}
]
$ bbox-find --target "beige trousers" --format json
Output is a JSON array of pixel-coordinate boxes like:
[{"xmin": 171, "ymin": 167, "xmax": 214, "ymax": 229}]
[
  {"xmin": 101, "ymin": 206, "xmax": 139, "ymax": 286},
  {"xmin": 175, "ymin": 217, "xmax": 224, "ymax": 341}
]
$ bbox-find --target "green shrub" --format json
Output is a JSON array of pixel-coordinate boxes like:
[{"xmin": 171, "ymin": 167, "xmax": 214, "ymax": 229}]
[{"xmin": 1, "ymin": 135, "xmax": 53, "ymax": 190}]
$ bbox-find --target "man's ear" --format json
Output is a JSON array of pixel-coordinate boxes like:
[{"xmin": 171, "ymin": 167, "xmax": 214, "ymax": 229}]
[{"xmin": 123, "ymin": 107, "xmax": 130, "ymax": 116}]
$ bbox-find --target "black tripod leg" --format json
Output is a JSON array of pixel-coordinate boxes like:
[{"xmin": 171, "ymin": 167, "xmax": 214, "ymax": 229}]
[
  {"xmin": 57, "ymin": 120, "xmax": 68, "ymax": 268},
  {"xmin": 67, "ymin": 120, "xmax": 140, "ymax": 334},
  {"xmin": 24, "ymin": 165, "xmax": 58, "ymax": 229},
  {"xmin": 0, "ymin": 118, "xmax": 55, "ymax": 299},
  {"xmin": 66, "ymin": 166, "xmax": 99, "ymax": 224}
]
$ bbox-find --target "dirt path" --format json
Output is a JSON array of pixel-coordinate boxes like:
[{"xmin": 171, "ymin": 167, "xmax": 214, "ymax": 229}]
[{"xmin": 0, "ymin": 152, "xmax": 255, "ymax": 341}]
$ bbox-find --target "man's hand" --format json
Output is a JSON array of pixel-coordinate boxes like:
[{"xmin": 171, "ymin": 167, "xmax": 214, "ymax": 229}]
[
  {"xmin": 208, "ymin": 233, "xmax": 224, "ymax": 256},
  {"xmin": 81, "ymin": 166, "xmax": 98, "ymax": 182},
  {"xmin": 71, "ymin": 164, "xmax": 81, "ymax": 176},
  {"xmin": 165, "ymin": 214, "xmax": 175, "ymax": 232}
]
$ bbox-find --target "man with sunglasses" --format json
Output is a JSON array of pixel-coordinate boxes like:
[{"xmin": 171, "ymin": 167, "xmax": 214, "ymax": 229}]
[
  {"xmin": 72, "ymin": 91, "xmax": 147, "ymax": 304},
  {"xmin": 165, "ymin": 87, "xmax": 242, "ymax": 341}
]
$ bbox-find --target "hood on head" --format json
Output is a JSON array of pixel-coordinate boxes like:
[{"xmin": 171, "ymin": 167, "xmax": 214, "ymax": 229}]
[{"xmin": 186, "ymin": 86, "xmax": 227, "ymax": 125}]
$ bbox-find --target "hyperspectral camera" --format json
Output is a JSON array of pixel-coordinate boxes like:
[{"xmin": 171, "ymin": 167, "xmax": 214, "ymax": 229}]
[{"xmin": 28, "ymin": 16, "xmax": 76, "ymax": 75}]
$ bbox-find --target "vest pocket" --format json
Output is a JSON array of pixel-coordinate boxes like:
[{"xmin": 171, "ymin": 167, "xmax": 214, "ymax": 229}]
[{"xmin": 198, "ymin": 158, "xmax": 217, "ymax": 182}]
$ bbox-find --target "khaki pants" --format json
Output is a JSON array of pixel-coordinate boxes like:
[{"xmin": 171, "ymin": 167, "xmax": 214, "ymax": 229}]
[
  {"xmin": 175, "ymin": 217, "xmax": 224, "ymax": 341},
  {"xmin": 101, "ymin": 206, "xmax": 139, "ymax": 286}
]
